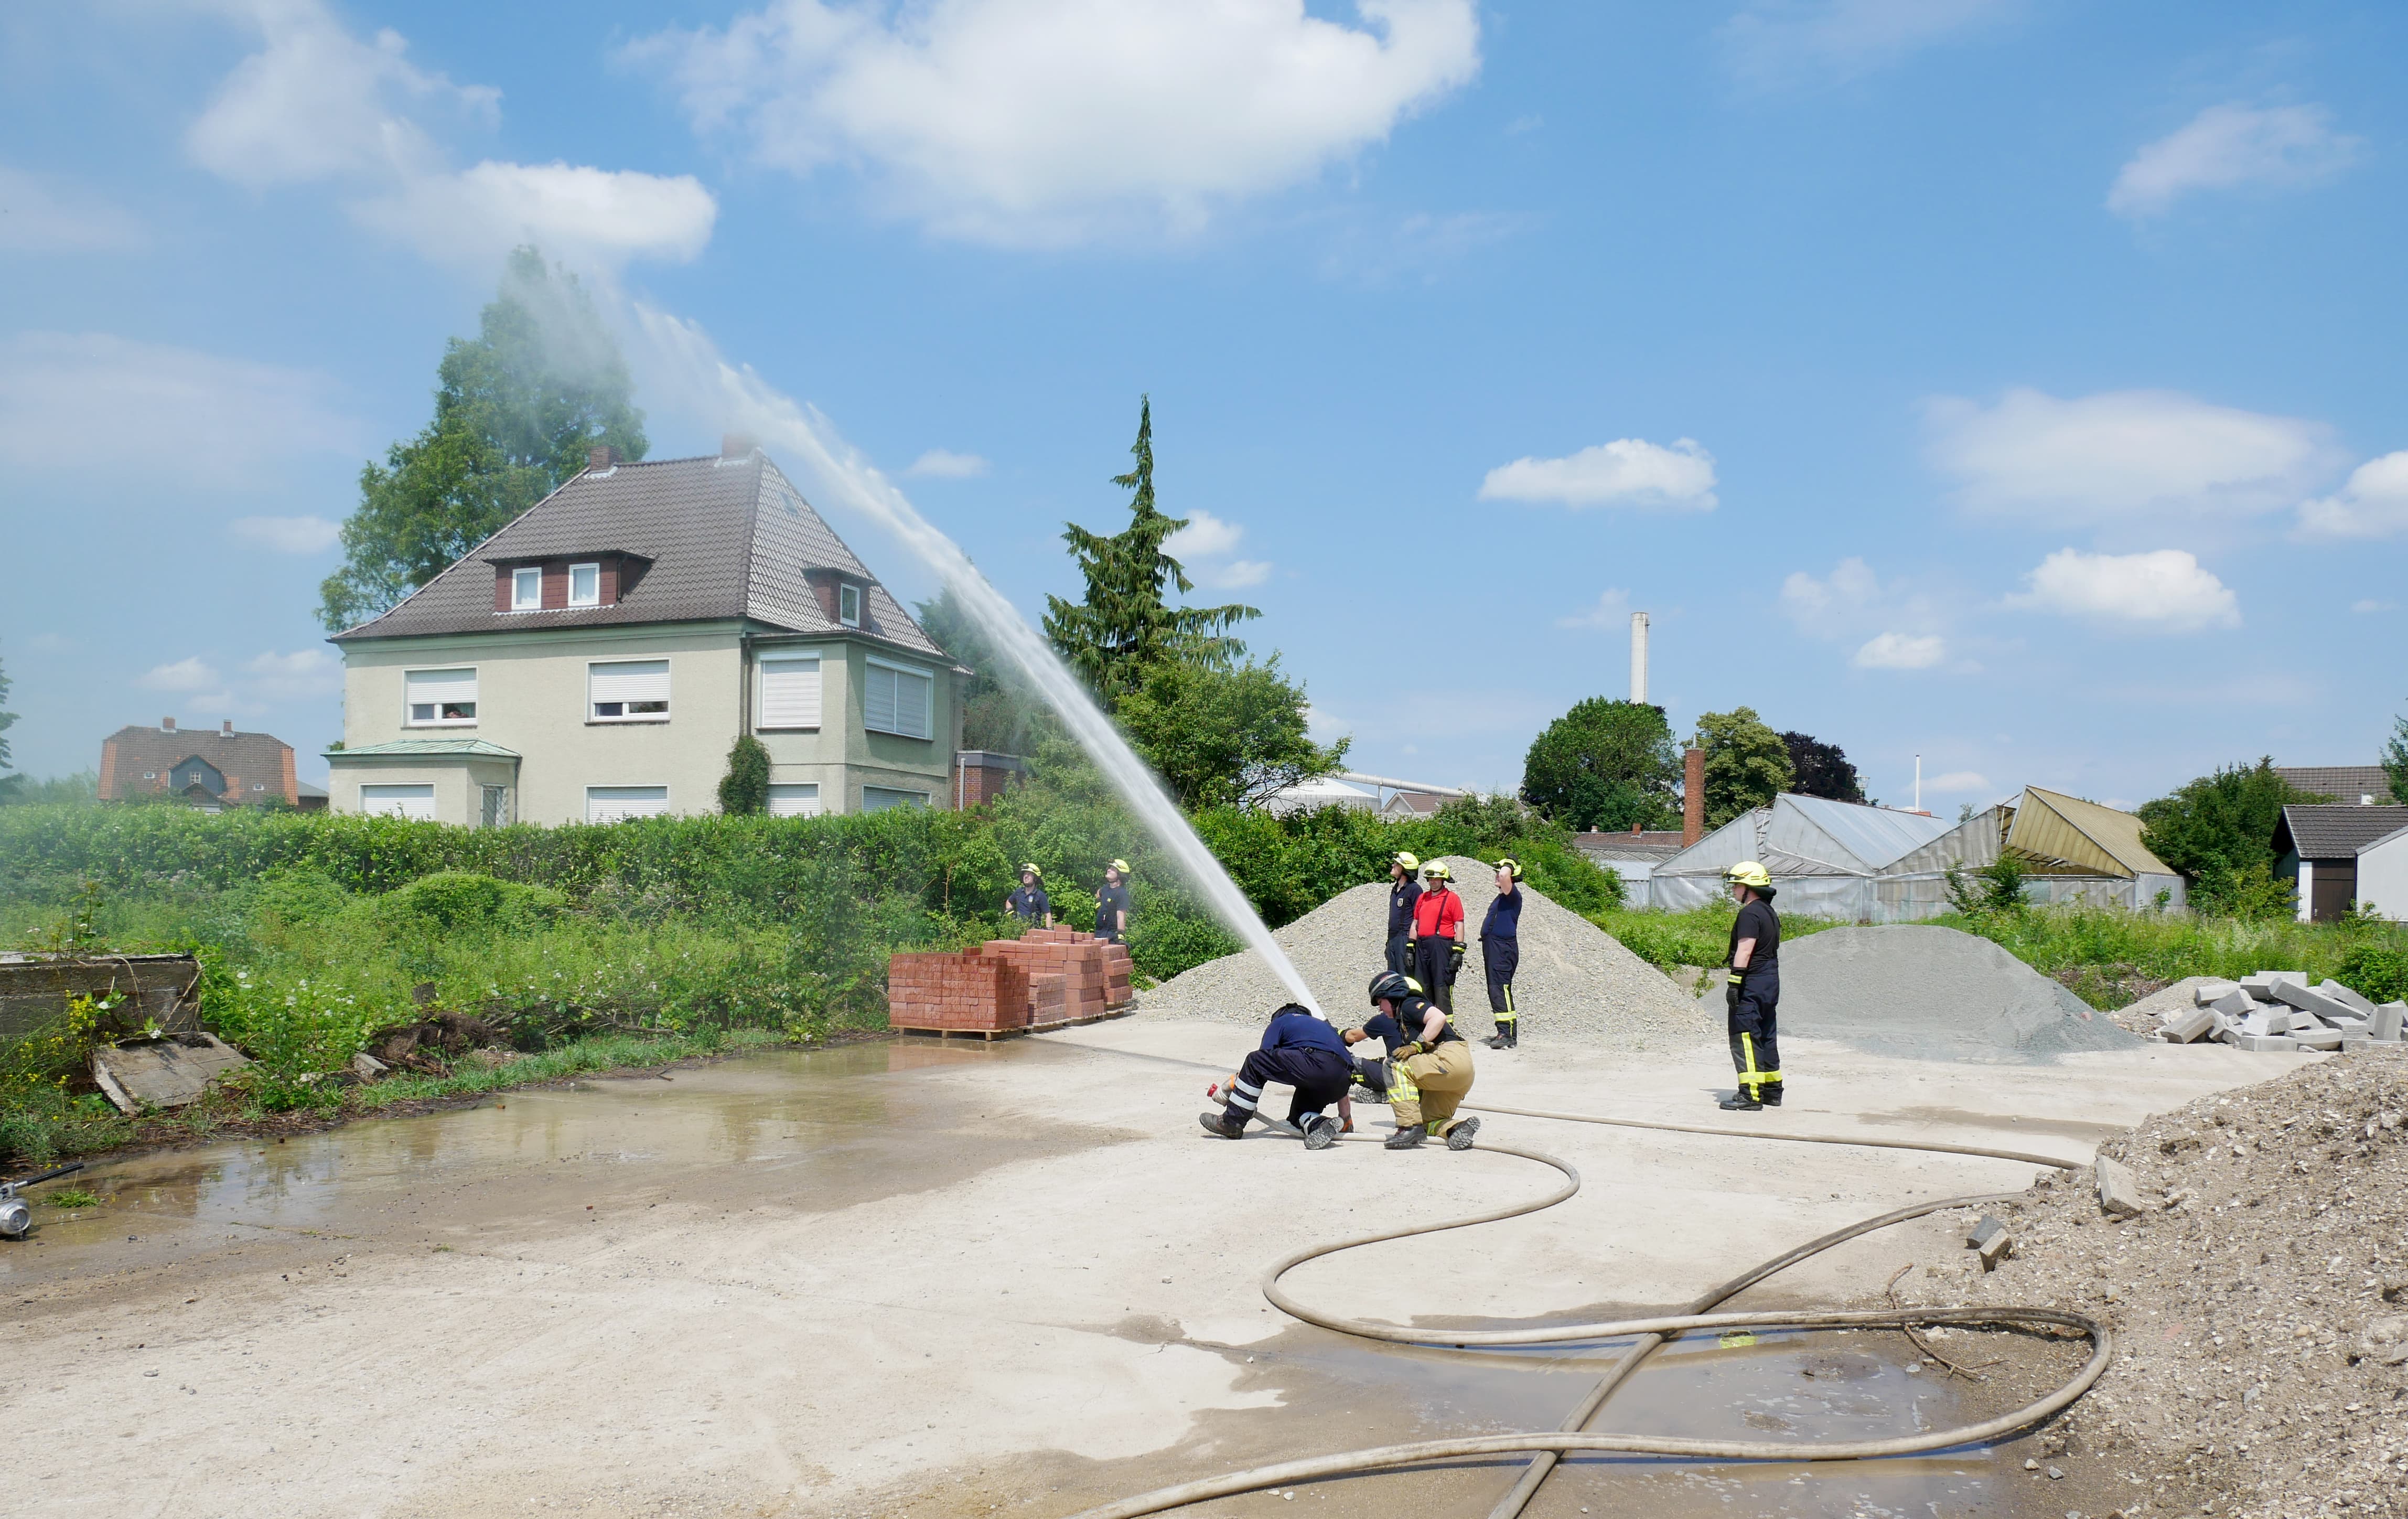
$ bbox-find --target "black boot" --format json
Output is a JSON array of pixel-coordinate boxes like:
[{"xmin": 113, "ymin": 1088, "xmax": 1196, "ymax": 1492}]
[
  {"xmin": 1198, "ymin": 1110, "xmax": 1245, "ymax": 1138},
  {"xmin": 1760, "ymin": 1083, "xmax": 1783, "ymax": 1107},
  {"xmin": 1302, "ymin": 1115, "xmax": 1342, "ymax": 1150},
  {"xmin": 1718, "ymin": 1090, "xmax": 1763, "ymax": 1112},
  {"xmin": 1384, "ymin": 1123, "xmax": 1427, "ymax": 1150},
  {"xmin": 1444, "ymin": 1116, "xmax": 1481, "ymax": 1151},
  {"xmin": 1507, "ymin": 1023, "xmax": 1519, "ymax": 1049}
]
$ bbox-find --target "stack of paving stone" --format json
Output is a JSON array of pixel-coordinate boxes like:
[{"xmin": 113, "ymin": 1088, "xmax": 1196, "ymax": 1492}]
[{"xmin": 2156, "ymin": 969, "xmax": 2407, "ymax": 1052}]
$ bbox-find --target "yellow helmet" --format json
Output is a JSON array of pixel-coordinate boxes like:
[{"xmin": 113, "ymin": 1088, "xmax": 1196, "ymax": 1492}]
[
  {"xmin": 1725, "ymin": 860, "xmax": 1772, "ymax": 889},
  {"xmin": 1108, "ymin": 858, "xmax": 1131, "ymax": 875},
  {"xmin": 1495, "ymin": 856, "xmax": 1523, "ymax": 880},
  {"xmin": 1422, "ymin": 861, "xmax": 1452, "ymax": 881},
  {"xmin": 1392, "ymin": 851, "xmax": 1420, "ymax": 873},
  {"xmin": 1019, "ymin": 862, "xmax": 1042, "ymax": 878}
]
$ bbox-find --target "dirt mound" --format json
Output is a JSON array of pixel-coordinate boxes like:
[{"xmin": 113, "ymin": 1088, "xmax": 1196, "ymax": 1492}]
[
  {"xmin": 1141, "ymin": 856, "xmax": 1707, "ymax": 1051},
  {"xmin": 1693, "ymin": 924, "xmax": 2141, "ymax": 1063},
  {"xmin": 1942, "ymin": 1046, "xmax": 2408, "ymax": 1517},
  {"xmin": 369, "ymin": 1011, "xmax": 506, "ymax": 1074}
]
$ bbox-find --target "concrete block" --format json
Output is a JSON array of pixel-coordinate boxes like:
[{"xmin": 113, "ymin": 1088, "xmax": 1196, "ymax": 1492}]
[
  {"xmin": 1977, "ymin": 1230, "xmax": 2013, "ymax": 1271},
  {"xmin": 2321, "ymin": 980, "xmax": 2379, "ymax": 1017},
  {"xmin": 2095, "ymin": 1157, "xmax": 2147, "ymax": 1217},
  {"xmin": 2233, "ymin": 1034, "xmax": 2299, "ymax": 1053},
  {"xmin": 2294, "ymin": 1025, "xmax": 2345, "ymax": 1051},
  {"xmin": 2209, "ymin": 989, "xmax": 2257, "ymax": 1019},
  {"xmin": 350, "ymin": 1052, "xmax": 389, "ymax": 1083},
  {"xmin": 2194, "ymin": 979, "xmax": 2244, "ymax": 1007},
  {"xmin": 1968, "ymin": 1213, "xmax": 2006, "ymax": 1249},
  {"xmin": 2159, "ymin": 1005, "xmax": 2217, "ymax": 1043},
  {"xmin": 2237, "ymin": 1010, "xmax": 2277, "ymax": 1037},
  {"xmin": 2269, "ymin": 981, "xmax": 2356, "ymax": 1022},
  {"xmin": 2241, "ymin": 971, "xmax": 2307, "ymax": 996},
  {"xmin": 2340, "ymin": 1034, "xmax": 2373, "ymax": 1052},
  {"xmin": 2375, "ymin": 1003, "xmax": 2407, "ymax": 1042}
]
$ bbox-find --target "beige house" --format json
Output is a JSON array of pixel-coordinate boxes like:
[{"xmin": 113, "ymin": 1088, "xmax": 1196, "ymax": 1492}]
[{"xmin": 326, "ymin": 439, "xmax": 965, "ymax": 826}]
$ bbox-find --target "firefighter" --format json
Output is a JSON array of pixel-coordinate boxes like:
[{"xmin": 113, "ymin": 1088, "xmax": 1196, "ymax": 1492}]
[
  {"xmin": 1198, "ymin": 1002, "xmax": 1353, "ymax": 1148},
  {"xmin": 1409, "ymin": 862, "xmax": 1466, "ymax": 1013},
  {"xmin": 1004, "ymin": 864, "xmax": 1052, "ymax": 927},
  {"xmin": 1721, "ymin": 860, "xmax": 1784, "ymax": 1111},
  {"xmin": 1384, "ymin": 852, "xmax": 1422, "ymax": 974},
  {"xmin": 1482, "ymin": 857, "xmax": 1523, "ymax": 1049},
  {"xmin": 1095, "ymin": 859, "xmax": 1132, "ymax": 945},
  {"xmin": 1346, "ymin": 970, "xmax": 1478, "ymax": 1149}
]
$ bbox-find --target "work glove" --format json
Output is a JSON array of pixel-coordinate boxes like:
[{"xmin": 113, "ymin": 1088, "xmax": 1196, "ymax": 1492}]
[
  {"xmin": 1405, "ymin": 937, "xmax": 1418, "ymax": 956},
  {"xmin": 1449, "ymin": 942, "xmax": 1466, "ymax": 971},
  {"xmin": 1393, "ymin": 1041, "xmax": 1423, "ymax": 1063},
  {"xmin": 1725, "ymin": 971, "xmax": 1744, "ymax": 1012}
]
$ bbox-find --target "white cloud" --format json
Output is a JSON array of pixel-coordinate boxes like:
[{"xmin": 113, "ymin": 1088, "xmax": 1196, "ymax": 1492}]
[
  {"xmin": 1165, "ymin": 509, "xmax": 1273, "ymax": 589},
  {"xmin": 245, "ymin": 648, "xmax": 341, "ymax": 698},
  {"xmin": 2355, "ymin": 600, "xmax": 2397, "ymax": 614},
  {"xmin": 28, "ymin": 634, "xmax": 77, "ymax": 652},
  {"xmin": 1555, "ymin": 587, "xmax": 1633, "ymax": 630},
  {"xmin": 1719, "ymin": 0, "xmax": 2014, "ymax": 84},
  {"xmin": 904, "ymin": 448, "xmax": 990, "ymax": 479},
  {"xmin": 1780, "ymin": 557, "xmax": 1882, "ymax": 622},
  {"xmin": 1923, "ymin": 769, "xmax": 1990, "ymax": 795},
  {"xmin": 0, "ymin": 333, "xmax": 361, "ymax": 487},
  {"xmin": 1853, "ymin": 632, "xmax": 1947, "ymax": 669},
  {"xmin": 2296, "ymin": 451, "xmax": 2408, "ymax": 540},
  {"xmin": 0, "ymin": 164, "xmax": 145, "ymax": 252},
  {"xmin": 631, "ymin": 0, "xmax": 1481, "ymax": 245},
  {"xmin": 232, "ymin": 515, "xmax": 342, "ymax": 553},
  {"xmin": 1926, "ymin": 387, "xmax": 2340, "ymax": 523},
  {"xmin": 2108, "ymin": 103, "xmax": 2361, "ymax": 219},
  {"xmin": 140, "ymin": 657, "xmax": 224, "ymax": 693},
  {"xmin": 2006, "ymin": 548, "xmax": 2240, "ymax": 633},
  {"xmin": 188, "ymin": 0, "xmax": 713, "ymax": 269},
  {"xmin": 1479, "ymin": 437, "xmax": 1717, "ymax": 510},
  {"xmin": 1195, "ymin": 558, "xmax": 1273, "ymax": 591}
]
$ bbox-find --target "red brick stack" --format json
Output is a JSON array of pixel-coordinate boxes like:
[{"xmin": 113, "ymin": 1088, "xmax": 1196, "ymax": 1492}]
[
  {"xmin": 886, "ymin": 950, "xmax": 1031, "ymax": 1034},
  {"xmin": 1101, "ymin": 943, "xmax": 1134, "ymax": 1009},
  {"xmin": 981, "ymin": 927, "xmax": 1110, "ymax": 1026}
]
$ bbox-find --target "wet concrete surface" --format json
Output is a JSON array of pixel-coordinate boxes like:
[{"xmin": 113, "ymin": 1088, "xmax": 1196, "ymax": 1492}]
[{"xmin": 4, "ymin": 1025, "xmax": 2217, "ymax": 1517}]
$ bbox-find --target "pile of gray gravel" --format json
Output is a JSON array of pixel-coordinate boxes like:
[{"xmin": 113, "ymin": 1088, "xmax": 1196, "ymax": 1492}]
[
  {"xmin": 1141, "ymin": 856, "xmax": 1710, "ymax": 1052},
  {"xmin": 1693, "ymin": 924, "xmax": 2142, "ymax": 1063}
]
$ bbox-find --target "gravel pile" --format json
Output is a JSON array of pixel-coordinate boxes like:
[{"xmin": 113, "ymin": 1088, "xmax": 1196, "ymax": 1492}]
[
  {"xmin": 2108, "ymin": 976, "xmax": 2223, "ymax": 1037},
  {"xmin": 1140, "ymin": 857, "xmax": 1709, "ymax": 1051},
  {"xmin": 1934, "ymin": 1046, "xmax": 2408, "ymax": 1517},
  {"xmin": 1692, "ymin": 924, "xmax": 2142, "ymax": 1063}
]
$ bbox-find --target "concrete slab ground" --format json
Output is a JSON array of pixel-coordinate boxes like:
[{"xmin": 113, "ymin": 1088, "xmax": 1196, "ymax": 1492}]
[{"xmin": 1, "ymin": 1015, "xmax": 2288, "ymax": 1518}]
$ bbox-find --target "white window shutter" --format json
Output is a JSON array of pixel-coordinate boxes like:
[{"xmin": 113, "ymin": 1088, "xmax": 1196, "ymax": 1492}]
[
  {"xmin": 863, "ymin": 659, "xmax": 931, "ymax": 737},
  {"xmin": 759, "ymin": 658, "xmax": 822, "ymax": 729},
  {"xmin": 589, "ymin": 660, "xmax": 670, "ymax": 704},
  {"xmin": 863, "ymin": 662, "xmax": 897, "ymax": 733},
  {"xmin": 405, "ymin": 669, "xmax": 477, "ymax": 707},
  {"xmin": 766, "ymin": 783, "xmax": 821, "ymax": 817},
  {"xmin": 899, "ymin": 668, "xmax": 932, "ymax": 739},
  {"xmin": 586, "ymin": 786, "xmax": 670, "ymax": 822}
]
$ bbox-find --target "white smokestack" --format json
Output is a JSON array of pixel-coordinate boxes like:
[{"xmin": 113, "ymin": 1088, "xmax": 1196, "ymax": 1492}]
[{"xmin": 1630, "ymin": 612, "xmax": 1650, "ymax": 704}]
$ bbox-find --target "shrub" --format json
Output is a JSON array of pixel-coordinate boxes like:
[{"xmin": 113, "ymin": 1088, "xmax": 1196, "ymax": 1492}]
[{"xmin": 2337, "ymin": 943, "xmax": 2408, "ymax": 1004}]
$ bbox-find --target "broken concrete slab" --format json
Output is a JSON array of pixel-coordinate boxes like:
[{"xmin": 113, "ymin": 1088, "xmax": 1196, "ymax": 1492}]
[
  {"xmin": 2375, "ymin": 1003, "xmax": 2406, "ymax": 1042},
  {"xmin": 350, "ymin": 1052, "xmax": 389, "ymax": 1083},
  {"xmin": 2193, "ymin": 979, "xmax": 2244, "ymax": 1007},
  {"xmin": 2269, "ymin": 981, "xmax": 2357, "ymax": 1023},
  {"xmin": 2294, "ymin": 1026, "xmax": 2345, "ymax": 1052},
  {"xmin": 2241, "ymin": 971, "xmax": 2307, "ymax": 997},
  {"xmin": 2232, "ymin": 1034, "xmax": 2300, "ymax": 1053},
  {"xmin": 2095, "ymin": 1157, "xmax": 2147, "ymax": 1216},
  {"xmin": 90, "ymin": 1032, "xmax": 250, "ymax": 1114},
  {"xmin": 2321, "ymin": 981, "xmax": 2379, "ymax": 1018},
  {"xmin": 2159, "ymin": 1006, "xmax": 2217, "ymax": 1043},
  {"xmin": 2208, "ymin": 989, "xmax": 2258, "ymax": 1019}
]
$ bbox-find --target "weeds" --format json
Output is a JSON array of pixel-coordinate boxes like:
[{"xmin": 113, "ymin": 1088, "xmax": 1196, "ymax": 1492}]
[{"xmin": 44, "ymin": 1186, "xmax": 100, "ymax": 1208}]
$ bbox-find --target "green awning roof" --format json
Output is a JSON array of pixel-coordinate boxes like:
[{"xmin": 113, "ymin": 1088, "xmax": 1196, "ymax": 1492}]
[{"xmin": 325, "ymin": 740, "xmax": 522, "ymax": 760}]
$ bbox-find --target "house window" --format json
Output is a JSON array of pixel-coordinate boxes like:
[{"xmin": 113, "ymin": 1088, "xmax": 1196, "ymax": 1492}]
[
  {"xmin": 480, "ymin": 785, "xmax": 512, "ymax": 828},
  {"xmin": 405, "ymin": 668, "xmax": 478, "ymax": 725},
  {"xmin": 863, "ymin": 785, "xmax": 929, "ymax": 812},
  {"xmin": 568, "ymin": 562, "xmax": 601, "ymax": 607},
  {"xmin": 511, "ymin": 567, "xmax": 542, "ymax": 611},
  {"xmin": 586, "ymin": 785, "xmax": 669, "ymax": 823},
  {"xmin": 766, "ymin": 783, "xmax": 821, "ymax": 818},
  {"xmin": 589, "ymin": 659, "xmax": 670, "ymax": 722},
  {"xmin": 838, "ymin": 583, "xmax": 862, "ymax": 627},
  {"xmin": 758, "ymin": 656, "xmax": 822, "ymax": 730},
  {"xmin": 863, "ymin": 657, "xmax": 932, "ymax": 740},
  {"xmin": 361, "ymin": 784, "xmax": 436, "ymax": 820}
]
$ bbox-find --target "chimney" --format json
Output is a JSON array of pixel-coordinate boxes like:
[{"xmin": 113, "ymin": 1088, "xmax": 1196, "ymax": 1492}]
[
  {"xmin": 587, "ymin": 445, "xmax": 619, "ymax": 469},
  {"xmin": 1629, "ymin": 611, "xmax": 1650, "ymax": 705},
  {"xmin": 721, "ymin": 432, "xmax": 758, "ymax": 459},
  {"xmin": 1682, "ymin": 747, "xmax": 1705, "ymax": 847},
  {"xmin": 222, "ymin": 720, "xmax": 235, "ymax": 736},
  {"xmin": 162, "ymin": 716, "xmax": 176, "ymax": 732}
]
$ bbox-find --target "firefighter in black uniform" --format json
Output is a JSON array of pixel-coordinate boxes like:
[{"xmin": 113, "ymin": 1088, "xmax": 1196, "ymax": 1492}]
[
  {"xmin": 1482, "ymin": 857, "xmax": 1523, "ymax": 1049},
  {"xmin": 1004, "ymin": 864, "xmax": 1052, "ymax": 926},
  {"xmin": 1721, "ymin": 860, "xmax": 1783, "ymax": 1110},
  {"xmin": 1383, "ymin": 852, "xmax": 1422, "ymax": 975}
]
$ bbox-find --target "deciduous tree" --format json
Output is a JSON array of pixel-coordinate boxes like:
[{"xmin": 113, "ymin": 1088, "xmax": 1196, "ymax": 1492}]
[
  {"xmin": 2385, "ymin": 707, "xmax": 2408, "ymax": 805},
  {"xmin": 1694, "ymin": 708, "xmax": 1794, "ymax": 829},
  {"xmin": 1520, "ymin": 698, "xmax": 1680, "ymax": 830},
  {"xmin": 1780, "ymin": 731, "xmax": 1865, "ymax": 803},
  {"xmin": 1112, "ymin": 656, "xmax": 1346, "ymax": 811},
  {"xmin": 318, "ymin": 248, "xmax": 648, "ymax": 631},
  {"xmin": 2138, "ymin": 758, "xmax": 2324, "ymax": 915}
]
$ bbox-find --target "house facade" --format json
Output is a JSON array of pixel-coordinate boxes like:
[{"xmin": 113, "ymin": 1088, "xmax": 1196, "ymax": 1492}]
[
  {"xmin": 98, "ymin": 719, "xmax": 308, "ymax": 810},
  {"xmin": 326, "ymin": 440, "xmax": 966, "ymax": 826},
  {"xmin": 2275, "ymin": 805, "xmax": 2408, "ymax": 923}
]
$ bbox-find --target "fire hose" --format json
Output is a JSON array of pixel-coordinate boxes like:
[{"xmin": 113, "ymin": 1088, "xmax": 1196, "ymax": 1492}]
[{"xmin": 1066, "ymin": 1095, "xmax": 2105, "ymax": 1519}]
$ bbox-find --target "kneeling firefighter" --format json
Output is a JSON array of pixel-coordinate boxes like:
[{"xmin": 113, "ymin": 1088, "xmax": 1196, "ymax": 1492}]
[
  {"xmin": 1349, "ymin": 971, "xmax": 1479, "ymax": 1150},
  {"xmin": 1721, "ymin": 860, "xmax": 1783, "ymax": 1111},
  {"xmin": 1199, "ymin": 1003, "xmax": 1354, "ymax": 1148}
]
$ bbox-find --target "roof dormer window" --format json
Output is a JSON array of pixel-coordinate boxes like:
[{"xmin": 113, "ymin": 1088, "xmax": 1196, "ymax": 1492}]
[
  {"xmin": 569, "ymin": 562, "xmax": 601, "ymax": 607},
  {"xmin": 511, "ymin": 567, "xmax": 541, "ymax": 611},
  {"xmin": 839, "ymin": 583, "xmax": 862, "ymax": 627}
]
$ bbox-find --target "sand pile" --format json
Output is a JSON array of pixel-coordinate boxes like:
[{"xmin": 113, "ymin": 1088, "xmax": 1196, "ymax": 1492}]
[
  {"xmin": 1140, "ymin": 857, "xmax": 1709, "ymax": 1051},
  {"xmin": 1693, "ymin": 924, "xmax": 2142, "ymax": 1063}
]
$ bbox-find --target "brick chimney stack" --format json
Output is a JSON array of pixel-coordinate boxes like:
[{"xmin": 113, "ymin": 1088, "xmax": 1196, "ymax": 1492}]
[
  {"xmin": 1682, "ymin": 747, "xmax": 1705, "ymax": 846},
  {"xmin": 587, "ymin": 445, "xmax": 619, "ymax": 469},
  {"xmin": 162, "ymin": 716, "xmax": 176, "ymax": 732},
  {"xmin": 721, "ymin": 432, "xmax": 758, "ymax": 459},
  {"xmin": 222, "ymin": 720, "xmax": 235, "ymax": 735}
]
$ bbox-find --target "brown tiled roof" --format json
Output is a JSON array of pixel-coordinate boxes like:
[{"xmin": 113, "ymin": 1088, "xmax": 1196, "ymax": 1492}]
[
  {"xmin": 1574, "ymin": 830, "xmax": 1688, "ymax": 859},
  {"xmin": 2277, "ymin": 805, "xmax": 2408, "ymax": 861},
  {"xmin": 99, "ymin": 725, "xmax": 296, "ymax": 805},
  {"xmin": 2276, "ymin": 766, "xmax": 2394, "ymax": 804},
  {"xmin": 331, "ymin": 451, "xmax": 946, "ymax": 659}
]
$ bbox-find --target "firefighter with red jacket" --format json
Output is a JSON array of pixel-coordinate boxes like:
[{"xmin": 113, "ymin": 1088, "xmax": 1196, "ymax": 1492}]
[{"xmin": 1406, "ymin": 861, "xmax": 1466, "ymax": 1013}]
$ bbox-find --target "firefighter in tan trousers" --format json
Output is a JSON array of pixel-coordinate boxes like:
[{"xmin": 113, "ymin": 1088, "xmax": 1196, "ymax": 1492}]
[{"xmin": 1344, "ymin": 971, "xmax": 1480, "ymax": 1150}]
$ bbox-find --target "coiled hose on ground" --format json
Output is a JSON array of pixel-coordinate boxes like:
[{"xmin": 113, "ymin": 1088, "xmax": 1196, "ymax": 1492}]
[{"xmin": 1065, "ymin": 1087, "xmax": 2109, "ymax": 1519}]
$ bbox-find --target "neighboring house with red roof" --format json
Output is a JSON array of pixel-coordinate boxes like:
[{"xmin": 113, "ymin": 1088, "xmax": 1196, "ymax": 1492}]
[
  {"xmin": 99, "ymin": 719, "xmax": 310, "ymax": 810},
  {"xmin": 324, "ymin": 438, "xmax": 966, "ymax": 827}
]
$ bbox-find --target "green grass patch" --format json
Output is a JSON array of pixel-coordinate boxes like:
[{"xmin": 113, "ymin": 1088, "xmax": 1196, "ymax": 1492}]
[
  {"xmin": 1937, "ymin": 904, "xmax": 2408, "ymax": 1008},
  {"xmin": 1589, "ymin": 903, "xmax": 1850, "ymax": 975},
  {"xmin": 42, "ymin": 1186, "xmax": 100, "ymax": 1208}
]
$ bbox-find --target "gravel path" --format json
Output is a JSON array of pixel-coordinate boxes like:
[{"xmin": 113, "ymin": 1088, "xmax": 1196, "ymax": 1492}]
[
  {"xmin": 1692, "ymin": 923, "xmax": 2143, "ymax": 1063},
  {"xmin": 1139, "ymin": 855, "xmax": 1710, "ymax": 1052}
]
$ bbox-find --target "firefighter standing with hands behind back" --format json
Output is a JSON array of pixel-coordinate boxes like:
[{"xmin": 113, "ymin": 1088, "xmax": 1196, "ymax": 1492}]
[
  {"xmin": 1408, "ymin": 862, "xmax": 1466, "ymax": 1013},
  {"xmin": 1383, "ymin": 852, "xmax": 1422, "ymax": 974}
]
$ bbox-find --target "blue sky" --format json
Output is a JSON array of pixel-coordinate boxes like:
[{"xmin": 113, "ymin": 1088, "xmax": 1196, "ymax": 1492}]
[{"xmin": 4, "ymin": 0, "xmax": 2403, "ymax": 810}]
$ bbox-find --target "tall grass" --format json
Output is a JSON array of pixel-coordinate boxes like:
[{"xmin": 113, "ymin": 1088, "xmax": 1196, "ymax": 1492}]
[{"xmin": 1939, "ymin": 904, "xmax": 2408, "ymax": 1004}]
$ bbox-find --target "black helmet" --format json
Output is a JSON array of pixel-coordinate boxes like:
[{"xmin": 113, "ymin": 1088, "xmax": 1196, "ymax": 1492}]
[{"xmin": 1368, "ymin": 971, "xmax": 1412, "ymax": 1007}]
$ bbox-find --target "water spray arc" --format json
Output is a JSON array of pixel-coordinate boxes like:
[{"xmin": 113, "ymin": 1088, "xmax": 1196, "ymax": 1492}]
[{"xmin": 635, "ymin": 307, "xmax": 1320, "ymax": 1013}]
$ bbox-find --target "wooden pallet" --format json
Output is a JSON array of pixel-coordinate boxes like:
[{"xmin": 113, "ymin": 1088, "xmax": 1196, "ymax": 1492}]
[
  {"xmin": 1029, "ymin": 1007, "xmax": 1137, "ymax": 1034},
  {"xmin": 892, "ymin": 1024, "xmax": 1028, "ymax": 1042}
]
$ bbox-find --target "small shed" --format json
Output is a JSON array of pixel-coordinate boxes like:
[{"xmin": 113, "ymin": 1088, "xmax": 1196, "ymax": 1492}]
[
  {"xmin": 1647, "ymin": 795, "xmax": 1955, "ymax": 918},
  {"xmin": 2358, "ymin": 822, "xmax": 2408, "ymax": 923},
  {"xmin": 2276, "ymin": 805, "xmax": 2408, "ymax": 922}
]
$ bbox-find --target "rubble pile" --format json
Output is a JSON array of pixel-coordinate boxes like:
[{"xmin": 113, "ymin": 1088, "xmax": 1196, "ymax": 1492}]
[{"xmin": 2155, "ymin": 969, "xmax": 2406, "ymax": 1053}]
